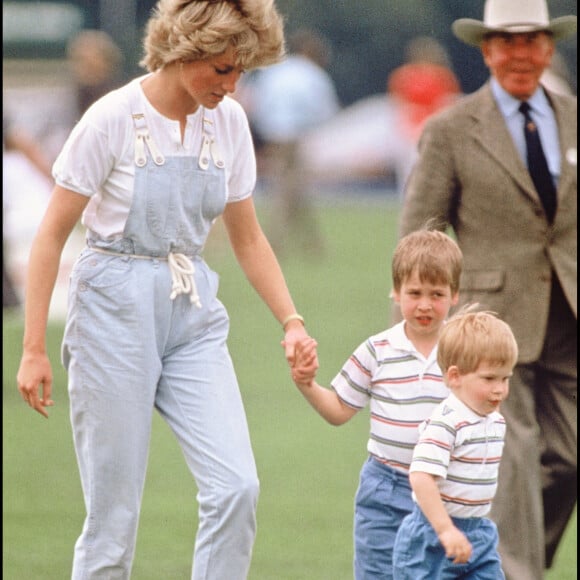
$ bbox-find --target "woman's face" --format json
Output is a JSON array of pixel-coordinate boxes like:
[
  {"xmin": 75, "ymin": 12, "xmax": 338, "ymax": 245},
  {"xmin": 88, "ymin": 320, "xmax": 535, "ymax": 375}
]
[{"xmin": 179, "ymin": 46, "xmax": 244, "ymax": 109}]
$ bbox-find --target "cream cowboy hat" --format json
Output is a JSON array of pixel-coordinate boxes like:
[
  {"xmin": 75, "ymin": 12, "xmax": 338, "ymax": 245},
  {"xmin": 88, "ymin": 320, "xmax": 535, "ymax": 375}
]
[{"xmin": 452, "ymin": 0, "xmax": 577, "ymax": 46}]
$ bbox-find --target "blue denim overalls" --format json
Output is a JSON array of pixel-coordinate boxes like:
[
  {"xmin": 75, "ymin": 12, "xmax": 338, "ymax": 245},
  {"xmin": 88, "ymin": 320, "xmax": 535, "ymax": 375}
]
[{"xmin": 63, "ymin": 84, "xmax": 259, "ymax": 580}]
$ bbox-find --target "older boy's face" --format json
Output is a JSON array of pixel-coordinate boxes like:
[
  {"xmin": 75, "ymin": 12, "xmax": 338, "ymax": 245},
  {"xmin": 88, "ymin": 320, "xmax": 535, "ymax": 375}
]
[
  {"xmin": 447, "ymin": 361, "xmax": 512, "ymax": 416},
  {"xmin": 481, "ymin": 31, "xmax": 555, "ymax": 100},
  {"xmin": 393, "ymin": 270, "xmax": 458, "ymax": 345}
]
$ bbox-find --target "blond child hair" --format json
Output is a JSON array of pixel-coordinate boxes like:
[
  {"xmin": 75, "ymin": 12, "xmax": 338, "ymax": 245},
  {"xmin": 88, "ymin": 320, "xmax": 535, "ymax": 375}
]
[
  {"xmin": 392, "ymin": 228, "xmax": 463, "ymax": 294},
  {"xmin": 438, "ymin": 306, "xmax": 519, "ymax": 374}
]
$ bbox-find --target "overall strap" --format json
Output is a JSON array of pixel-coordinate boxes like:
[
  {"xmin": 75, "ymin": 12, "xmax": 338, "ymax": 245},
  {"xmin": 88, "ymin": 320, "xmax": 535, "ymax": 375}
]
[
  {"xmin": 198, "ymin": 109, "xmax": 225, "ymax": 171},
  {"xmin": 128, "ymin": 78, "xmax": 165, "ymax": 167}
]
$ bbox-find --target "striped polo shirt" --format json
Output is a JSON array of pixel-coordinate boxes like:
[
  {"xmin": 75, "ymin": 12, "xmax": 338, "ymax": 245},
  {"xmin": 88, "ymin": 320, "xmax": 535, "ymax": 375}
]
[
  {"xmin": 410, "ymin": 392, "xmax": 506, "ymax": 518},
  {"xmin": 331, "ymin": 321, "xmax": 449, "ymax": 473}
]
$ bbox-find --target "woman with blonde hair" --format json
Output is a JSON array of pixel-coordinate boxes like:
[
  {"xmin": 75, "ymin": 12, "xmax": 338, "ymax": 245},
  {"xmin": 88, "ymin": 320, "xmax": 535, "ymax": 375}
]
[{"xmin": 17, "ymin": 1, "xmax": 311, "ymax": 578}]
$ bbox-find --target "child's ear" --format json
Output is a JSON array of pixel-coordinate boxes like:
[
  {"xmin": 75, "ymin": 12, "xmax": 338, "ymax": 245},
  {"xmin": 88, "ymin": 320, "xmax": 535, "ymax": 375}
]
[
  {"xmin": 446, "ymin": 365, "xmax": 461, "ymax": 388},
  {"xmin": 451, "ymin": 291, "xmax": 460, "ymax": 306},
  {"xmin": 390, "ymin": 289, "xmax": 400, "ymax": 304}
]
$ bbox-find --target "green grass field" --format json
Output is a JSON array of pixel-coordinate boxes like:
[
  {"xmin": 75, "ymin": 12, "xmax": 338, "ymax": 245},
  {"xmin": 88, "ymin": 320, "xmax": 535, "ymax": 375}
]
[{"xmin": 3, "ymin": 200, "xmax": 576, "ymax": 579}]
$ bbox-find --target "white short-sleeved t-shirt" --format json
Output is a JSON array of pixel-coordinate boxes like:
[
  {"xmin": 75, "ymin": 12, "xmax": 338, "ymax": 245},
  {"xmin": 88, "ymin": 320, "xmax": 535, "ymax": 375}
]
[
  {"xmin": 53, "ymin": 75, "xmax": 256, "ymax": 240},
  {"xmin": 410, "ymin": 393, "xmax": 506, "ymax": 518},
  {"xmin": 331, "ymin": 321, "xmax": 449, "ymax": 473}
]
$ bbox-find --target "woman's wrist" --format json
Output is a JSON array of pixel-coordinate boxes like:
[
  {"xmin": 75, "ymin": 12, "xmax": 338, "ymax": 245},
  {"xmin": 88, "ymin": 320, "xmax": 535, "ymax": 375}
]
[{"xmin": 282, "ymin": 313, "xmax": 305, "ymax": 332}]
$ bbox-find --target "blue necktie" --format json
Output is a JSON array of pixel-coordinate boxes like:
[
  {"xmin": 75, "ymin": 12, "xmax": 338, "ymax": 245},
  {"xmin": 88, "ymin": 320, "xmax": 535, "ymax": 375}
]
[{"xmin": 519, "ymin": 101, "xmax": 557, "ymax": 222}]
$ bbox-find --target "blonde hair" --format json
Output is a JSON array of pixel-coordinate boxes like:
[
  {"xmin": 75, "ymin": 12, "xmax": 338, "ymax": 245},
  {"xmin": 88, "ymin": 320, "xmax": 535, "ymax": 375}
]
[
  {"xmin": 140, "ymin": 0, "xmax": 285, "ymax": 72},
  {"xmin": 392, "ymin": 228, "xmax": 463, "ymax": 293},
  {"xmin": 437, "ymin": 306, "xmax": 519, "ymax": 374}
]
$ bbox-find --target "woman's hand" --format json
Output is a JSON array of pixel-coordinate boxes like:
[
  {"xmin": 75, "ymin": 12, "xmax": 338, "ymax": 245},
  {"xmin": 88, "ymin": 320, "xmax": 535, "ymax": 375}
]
[
  {"xmin": 281, "ymin": 320, "xmax": 309, "ymax": 367},
  {"xmin": 17, "ymin": 352, "xmax": 54, "ymax": 418},
  {"xmin": 289, "ymin": 336, "xmax": 319, "ymax": 386}
]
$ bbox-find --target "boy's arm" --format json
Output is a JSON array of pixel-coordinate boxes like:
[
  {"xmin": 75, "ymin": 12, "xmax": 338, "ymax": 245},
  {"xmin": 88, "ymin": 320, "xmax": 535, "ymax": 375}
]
[
  {"xmin": 292, "ymin": 338, "xmax": 358, "ymax": 426},
  {"xmin": 295, "ymin": 379, "xmax": 358, "ymax": 426},
  {"xmin": 409, "ymin": 471, "xmax": 472, "ymax": 564}
]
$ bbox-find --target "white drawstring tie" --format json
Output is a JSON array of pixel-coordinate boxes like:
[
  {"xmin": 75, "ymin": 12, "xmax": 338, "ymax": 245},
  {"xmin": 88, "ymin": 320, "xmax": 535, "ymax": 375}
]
[
  {"xmin": 168, "ymin": 252, "xmax": 202, "ymax": 308},
  {"xmin": 89, "ymin": 247, "xmax": 202, "ymax": 307}
]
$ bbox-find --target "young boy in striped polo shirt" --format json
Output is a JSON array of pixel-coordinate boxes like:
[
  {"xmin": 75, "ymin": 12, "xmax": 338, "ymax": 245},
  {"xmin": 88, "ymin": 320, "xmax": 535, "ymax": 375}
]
[
  {"xmin": 392, "ymin": 308, "xmax": 518, "ymax": 579},
  {"xmin": 291, "ymin": 228, "xmax": 462, "ymax": 579}
]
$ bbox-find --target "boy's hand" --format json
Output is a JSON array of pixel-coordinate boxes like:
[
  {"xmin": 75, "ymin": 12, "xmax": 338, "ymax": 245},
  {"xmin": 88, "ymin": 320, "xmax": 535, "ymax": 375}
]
[
  {"xmin": 439, "ymin": 526, "xmax": 472, "ymax": 564},
  {"xmin": 291, "ymin": 337, "xmax": 319, "ymax": 386}
]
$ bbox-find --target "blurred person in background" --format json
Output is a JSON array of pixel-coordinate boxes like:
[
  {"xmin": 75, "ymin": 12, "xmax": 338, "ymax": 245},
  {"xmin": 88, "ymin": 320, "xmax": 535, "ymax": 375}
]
[
  {"xmin": 3, "ymin": 28, "xmax": 122, "ymax": 316},
  {"xmin": 15, "ymin": 1, "xmax": 314, "ymax": 578},
  {"xmin": 386, "ymin": 36, "xmax": 461, "ymax": 197},
  {"xmin": 3, "ymin": 114, "xmax": 53, "ymax": 310},
  {"xmin": 241, "ymin": 27, "xmax": 341, "ymax": 259},
  {"xmin": 66, "ymin": 29, "xmax": 124, "ymax": 119},
  {"xmin": 398, "ymin": 1, "xmax": 577, "ymax": 578}
]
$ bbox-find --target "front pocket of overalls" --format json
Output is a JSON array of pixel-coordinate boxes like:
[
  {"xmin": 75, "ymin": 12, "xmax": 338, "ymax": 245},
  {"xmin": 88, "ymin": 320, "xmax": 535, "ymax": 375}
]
[
  {"xmin": 66, "ymin": 253, "xmax": 144, "ymax": 387},
  {"xmin": 144, "ymin": 166, "xmax": 225, "ymax": 240},
  {"xmin": 72, "ymin": 252, "xmax": 132, "ymax": 287},
  {"xmin": 70, "ymin": 252, "xmax": 137, "ymax": 328}
]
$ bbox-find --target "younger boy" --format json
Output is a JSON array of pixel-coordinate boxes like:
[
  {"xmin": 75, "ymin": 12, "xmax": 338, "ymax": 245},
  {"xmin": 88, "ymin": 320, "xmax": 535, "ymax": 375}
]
[
  {"xmin": 392, "ymin": 308, "xmax": 518, "ymax": 579},
  {"xmin": 291, "ymin": 228, "xmax": 462, "ymax": 579}
]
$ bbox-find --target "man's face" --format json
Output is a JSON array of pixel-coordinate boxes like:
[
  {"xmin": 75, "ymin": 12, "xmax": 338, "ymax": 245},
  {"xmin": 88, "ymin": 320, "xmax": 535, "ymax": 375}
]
[{"xmin": 481, "ymin": 31, "xmax": 555, "ymax": 100}]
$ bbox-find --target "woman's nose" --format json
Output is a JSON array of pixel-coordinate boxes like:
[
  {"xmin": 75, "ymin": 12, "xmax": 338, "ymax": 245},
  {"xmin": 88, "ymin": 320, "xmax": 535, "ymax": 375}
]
[{"xmin": 223, "ymin": 71, "xmax": 242, "ymax": 93}]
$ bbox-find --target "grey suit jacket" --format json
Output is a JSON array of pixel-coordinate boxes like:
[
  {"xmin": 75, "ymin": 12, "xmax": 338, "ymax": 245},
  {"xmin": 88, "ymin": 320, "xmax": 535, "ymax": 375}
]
[{"xmin": 399, "ymin": 83, "xmax": 577, "ymax": 363}]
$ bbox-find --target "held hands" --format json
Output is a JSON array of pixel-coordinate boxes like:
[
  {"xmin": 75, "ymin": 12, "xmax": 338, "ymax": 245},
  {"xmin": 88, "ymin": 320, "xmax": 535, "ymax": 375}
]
[
  {"xmin": 280, "ymin": 316, "xmax": 318, "ymax": 386},
  {"xmin": 283, "ymin": 336, "xmax": 355, "ymax": 425},
  {"xmin": 439, "ymin": 526, "xmax": 473, "ymax": 565},
  {"xmin": 281, "ymin": 317, "xmax": 309, "ymax": 367},
  {"xmin": 16, "ymin": 352, "xmax": 55, "ymax": 418},
  {"xmin": 291, "ymin": 337, "xmax": 319, "ymax": 387}
]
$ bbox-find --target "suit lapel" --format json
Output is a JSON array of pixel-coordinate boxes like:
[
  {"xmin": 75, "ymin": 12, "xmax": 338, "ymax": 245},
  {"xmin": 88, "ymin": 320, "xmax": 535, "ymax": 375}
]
[{"xmin": 471, "ymin": 86, "xmax": 540, "ymax": 203}]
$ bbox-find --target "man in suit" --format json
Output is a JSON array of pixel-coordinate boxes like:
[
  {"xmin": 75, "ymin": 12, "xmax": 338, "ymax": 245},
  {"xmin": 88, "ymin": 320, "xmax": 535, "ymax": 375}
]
[{"xmin": 398, "ymin": 1, "xmax": 577, "ymax": 579}]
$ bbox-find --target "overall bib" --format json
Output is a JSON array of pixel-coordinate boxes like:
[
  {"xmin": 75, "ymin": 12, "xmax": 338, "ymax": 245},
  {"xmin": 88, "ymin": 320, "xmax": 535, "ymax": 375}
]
[{"xmin": 63, "ymin": 94, "xmax": 259, "ymax": 580}]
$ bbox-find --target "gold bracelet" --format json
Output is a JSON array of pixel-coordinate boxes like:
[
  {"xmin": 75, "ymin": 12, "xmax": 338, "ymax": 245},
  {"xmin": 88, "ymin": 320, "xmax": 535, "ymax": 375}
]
[{"xmin": 282, "ymin": 313, "xmax": 305, "ymax": 330}]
